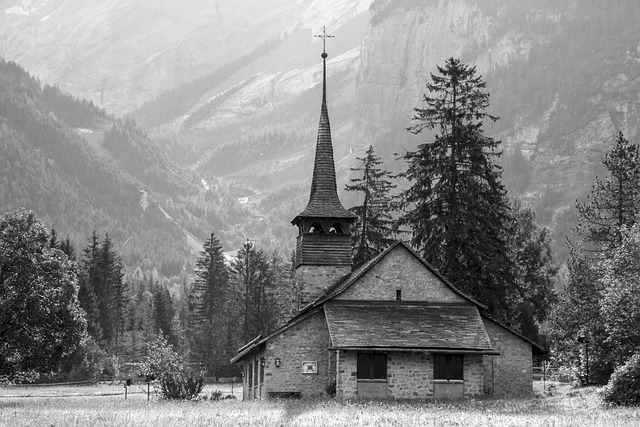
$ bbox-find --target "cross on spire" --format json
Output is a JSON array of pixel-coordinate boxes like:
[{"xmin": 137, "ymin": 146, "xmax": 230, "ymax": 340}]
[{"xmin": 314, "ymin": 26, "xmax": 334, "ymax": 56}]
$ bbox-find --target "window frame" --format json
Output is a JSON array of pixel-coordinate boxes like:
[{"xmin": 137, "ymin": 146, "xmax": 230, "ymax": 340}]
[
  {"xmin": 433, "ymin": 354, "xmax": 464, "ymax": 381},
  {"xmin": 357, "ymin": 352, "xmax": 387, "ymax": 381}
]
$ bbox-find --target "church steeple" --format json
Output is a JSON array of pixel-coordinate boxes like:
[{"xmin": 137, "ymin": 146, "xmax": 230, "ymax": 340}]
[
  {"xmin": 291, "ymin": 28, "xmax": 356, "ymax": 309},
  {"xmin": 293, "ymin": 27, "xmax": 354, "ymax": 222}
]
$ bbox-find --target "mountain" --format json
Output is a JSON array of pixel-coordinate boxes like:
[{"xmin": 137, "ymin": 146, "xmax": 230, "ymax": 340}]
[
  {"xmin": 0, "ymin": 58, "xmax": 295, "ymax": 278},
  {"xmin": 350, "ymin": 0, "xmax": 640, "ymax": 260},
  {"xmin": 0, "ymin": 0, "xmax": 371, "ymax": 114},
  {"xmin": 4, "ymin": 0, "xmax": 640, "ymax": 266}
]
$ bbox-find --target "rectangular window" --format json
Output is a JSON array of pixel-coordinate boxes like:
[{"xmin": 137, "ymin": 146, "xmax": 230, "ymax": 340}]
[
  {"xmin": 434, "ymin": 354, "xmax": 464, "ymax": 381},
  {"xmin": 357, "ymin": 352, "xmax": 387, "ymax": 380}
]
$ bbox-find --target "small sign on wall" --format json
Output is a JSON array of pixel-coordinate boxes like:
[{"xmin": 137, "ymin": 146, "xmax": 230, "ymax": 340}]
[{"xmin": 302, "ymin": 361, "xmax": 317, "ymax": 374}]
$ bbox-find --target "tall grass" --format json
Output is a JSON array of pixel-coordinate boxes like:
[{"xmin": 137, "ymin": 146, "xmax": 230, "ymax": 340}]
[{"xmin": 1, "ymin": 383, "xmax": 638, "ymax": 426}]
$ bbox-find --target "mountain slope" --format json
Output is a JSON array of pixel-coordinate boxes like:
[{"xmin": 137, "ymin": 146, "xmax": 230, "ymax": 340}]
[{"xmin": 0, "ymin": 58, "xmax": 275, "ymax": 276}]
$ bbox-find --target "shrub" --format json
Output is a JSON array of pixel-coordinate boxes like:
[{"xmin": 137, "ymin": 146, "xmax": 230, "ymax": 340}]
[
  {"xmin": 140, "ymin": 336, "xmax": 205, "ymax": 400},
  {"xmin": 158, "ymin": 368, "xmax": 205, "ymax": 401},
  {"xmin": 602, "ymin": 352, "xmax": 640, "ymax": 406}
]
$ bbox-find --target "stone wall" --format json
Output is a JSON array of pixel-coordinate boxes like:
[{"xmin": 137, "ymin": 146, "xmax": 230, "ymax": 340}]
[
  {"xmin": 482, "ymin": 317, "xmax": 533, "ymax": 397},
  {"xmin": 336, "ymin": 350, "xmax": 357, "ymax": 399},
  {"xmin": 337, "ymin": 350, "xmax": 485, "ymax": 400},
  {"xmin": 334, "ymin": 245, "xmax": 467, "ymax": 303},
  {"xmin": 387, "ymin": 352, "xmax": 432, "ymax": 399},
  {"xmin": 463, "ymin": 354, "xmax": 484, "ymax": 397},
  {"xmin": 296, "ymin": 265, "xmax": 351, "ymax": 309},
  {"xmin": 262, "ymin": 310, "xmax": 331, "ymax": 398}
]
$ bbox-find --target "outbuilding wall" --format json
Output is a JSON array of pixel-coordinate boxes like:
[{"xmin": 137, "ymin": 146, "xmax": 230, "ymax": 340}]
[
  {"xmin": 262, "ymin": 311, "xmax": 332, "ymax": 398},
  {"xmin": 482, "ymin": 317, "xmax": 533, "ymax": 397}
]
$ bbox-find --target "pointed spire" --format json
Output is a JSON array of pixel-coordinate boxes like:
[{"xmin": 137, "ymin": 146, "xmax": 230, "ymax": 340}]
[{"xmin": 293, "ymin": 29, "xmax": 355, "ymax": 223}]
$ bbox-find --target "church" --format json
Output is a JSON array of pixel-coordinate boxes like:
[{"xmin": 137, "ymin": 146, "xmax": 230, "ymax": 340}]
[{"xmin": 231, "ymin": 40, "xmax": 544, "ymax": 400}]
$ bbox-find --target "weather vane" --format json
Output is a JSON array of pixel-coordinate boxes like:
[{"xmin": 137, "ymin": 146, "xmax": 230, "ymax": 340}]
[{"xmin": 314, "ymin": 26, "xmax": 334, "ymax": 57}]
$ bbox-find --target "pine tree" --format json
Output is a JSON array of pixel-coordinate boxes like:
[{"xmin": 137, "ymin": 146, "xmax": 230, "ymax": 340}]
[
  {"xmin": 504, "ymin": 200, "xmax": 557, "ymax": 340},
  {"xmin": 345, "ymin": 145, "xmax": 396, "ymax": 267},
  {"xmin": 398, "ymin": 57, "xmax": 511, "ymax": 317},
  {"xmin": 153, "ymin": 283, "xmax": 176, "ymax": 346},
  {"xmin": 233, "ymin": 241, "xmax": 270, "ymax": 342},
  {"xmin": 575, "ymin": 131, "xmax": 640, "ymax": 257},
  {"xmin": 81, "ymin": 231, "xmax": 103, "ymax": 340},
  {"xmin": 548, "ymin": 133, "xmax": 640, "ymax": 384},
  {"xmin": 190, "ymin": 232, "xmax": 228, "ymax": 374},
  {"xmin": 77, "ymin": 270, "xmax": 102, "ymax": 341}
]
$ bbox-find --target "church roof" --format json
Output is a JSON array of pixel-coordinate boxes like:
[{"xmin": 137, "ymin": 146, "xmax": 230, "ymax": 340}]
[
  {"xmin": 325, "ymin": 301, "xmax": 496, "ymax": 353},
  {"xmin": 292, "ymin": 51, "xmax": 355, "ymax": 223},
  {"xmin": 231, "ymin": 241, "xmax": 546, "ymax": 362}
]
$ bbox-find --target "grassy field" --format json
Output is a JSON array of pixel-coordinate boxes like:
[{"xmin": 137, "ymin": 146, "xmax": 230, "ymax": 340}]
[{"xmin": 1, "ymin": 382, "xmax": 638, "ymax": 426}]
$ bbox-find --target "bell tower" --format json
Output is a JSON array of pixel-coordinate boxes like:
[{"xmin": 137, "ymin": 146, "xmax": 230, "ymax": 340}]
[{"xmin": 291, "ymin": 28, "xmax": 356, "ymax": 310}]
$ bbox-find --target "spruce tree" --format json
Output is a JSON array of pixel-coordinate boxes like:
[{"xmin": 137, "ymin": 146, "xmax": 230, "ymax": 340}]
[
  {"xmin": 575, "ymin": 131, "xmax": 640, "ymax": 256},
  {"xmin": 398, "ymin": 57, "xmax": 511, "ymax": 317},
  {"xmin": 345, "ymin": 145, "xmax": 396, "ymax": 267},
  {"xmin": 549, "ymin": 132, "xmax": 640, "ymax": 383},
  {"xmin": 190, "ymin": 232, "xmax": 228, "ymax": 374},
  {"xmin": 153, "ymin": 283, "xmax": 176, "ymax": 346}
]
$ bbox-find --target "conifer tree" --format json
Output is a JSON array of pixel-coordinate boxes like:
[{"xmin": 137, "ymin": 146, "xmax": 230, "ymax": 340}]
[
  {"xmin": 549, "ymin": 132, "xmax": 640, "ymax": 383},
  {"xmin": 77, "ymin": 271, "xmax": 102, "ymax": 341},
  {"xmin": 575, "ymin": 131, "xmax": 640, "ymax": 257},
  {"xmin": 153, "ymin": 283, "xmax": 176, "ymax": 346},
  {"xmin": 81, "ymin": 231, "xmax": 103, "ymax": 340},
  {"xmin": 345, "ymin": 145, "xmax": 396, "ymax": 267},
  {"xmin": 398, "ymin": 57, "xmax": 511, "ymax": 317},
  {"xmin": 233, "ymin": 241, "xmax": 271, "ymax": 342},
  {"xmin": 190, "ymin": 232, "xmax": 228, "ymax": 374}
]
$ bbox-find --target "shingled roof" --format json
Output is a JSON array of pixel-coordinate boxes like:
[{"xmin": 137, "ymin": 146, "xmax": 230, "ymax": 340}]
[
  {"xmin": 292, "ymin": 53, "xmax": 355, "ymax": 223},
  {"xmin": 324, "ymin": 301, "xmax": 496, "ymax": 353}
]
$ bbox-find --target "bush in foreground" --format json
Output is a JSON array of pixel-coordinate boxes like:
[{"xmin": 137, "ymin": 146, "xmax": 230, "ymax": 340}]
[
  {"xmin": 140, "ymin": 336, "xmax": 204, "ymax": 400},
  {"xmin": 602, "ymin": 352, "xmax": 640, "ymax": 406}
]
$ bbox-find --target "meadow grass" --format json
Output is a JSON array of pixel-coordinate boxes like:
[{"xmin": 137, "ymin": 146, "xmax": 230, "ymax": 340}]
[{"xmin": 1, "ymin": 382, "xmax": 638, "ymax": 426}]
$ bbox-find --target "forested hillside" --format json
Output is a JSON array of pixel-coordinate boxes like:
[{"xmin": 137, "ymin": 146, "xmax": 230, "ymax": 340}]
[{"xmin": 0, "ymin": 59, "xmax": 294, "ymax": 280}]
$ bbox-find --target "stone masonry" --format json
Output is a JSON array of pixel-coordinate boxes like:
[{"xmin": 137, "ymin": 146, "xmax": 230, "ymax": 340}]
[
  {"xmin": 262, "ymin": 310, "xmax": 331, "ymax": 398},
  {"xmin": 337, "ymin": 350, "xmax": 485, "ymax": 400},
  {"xmin": 335, "ymin": 245, "xmax": 467, "ymax": 303},
  {"xmin": 297, "ymin": 264, "xmax": 351, "ymax": 309},
  {"xmin": 482, "ymin": 317, "xmax": 533, "ymax": 397}
]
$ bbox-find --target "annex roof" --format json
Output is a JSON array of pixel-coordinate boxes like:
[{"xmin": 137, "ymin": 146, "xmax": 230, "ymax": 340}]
[{"xmin": 324, "ymin": 301, "xmax": 496, "ymax": 353}]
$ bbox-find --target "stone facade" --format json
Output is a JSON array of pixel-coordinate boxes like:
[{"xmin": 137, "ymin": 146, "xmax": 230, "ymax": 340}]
[
  {"xmin": 296, "ymin": 265, "xmax": 351, "ymax": 309},
  {"xmin": 235, "ymin": 243, "xmax": 538, "ymax": 401},
  {"xmin": 336, "ymin": 350, "xmax": 485, "ymax": 400},
  {"xmin": 334, "ymin": 245, "xmax": 466, "ymax": 303},
  {"xmin": 262, "ymin": 310, "xmax": 332, "ymax": 398},
  {"xmin": 482, "ymin": 317, "xmax": 533, "ymax": 397}
]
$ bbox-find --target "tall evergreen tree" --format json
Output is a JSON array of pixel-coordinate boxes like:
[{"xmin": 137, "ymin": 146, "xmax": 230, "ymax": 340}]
[
  {"xmin": 81, "ymin": 231, "xmax": 103, "ymax": 340},
  {"xmin": 575, "ymin": 131, "xmax": 640, "ymax": 257},
  {"xmin": 233, "ymin": 241, "xmax": 271, "ymax": 342},
  {"xmin": 190, "ymin": 232, "xmax": 228, "ymax": 374},
  {"xmin": 345, "ymin": 145, "xmax": 396, "ymax": 267},
  {"xmin": 153, "ymin": 283, "xmax": 176, "ymax": 346},
  {"xmin": 548, "ymin": 132, "xmax": 640, "ymax": 384},
  {"xmin": 504, "ymin": 200, "xmax": 557, "ymax": 340},
  {"xmin": 398, "ymin": 57, "xmax": 511, "ymax": 318},
  {"xmin": 77, "ymin": 271, "xmax": 102, "ymax": 341}
]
